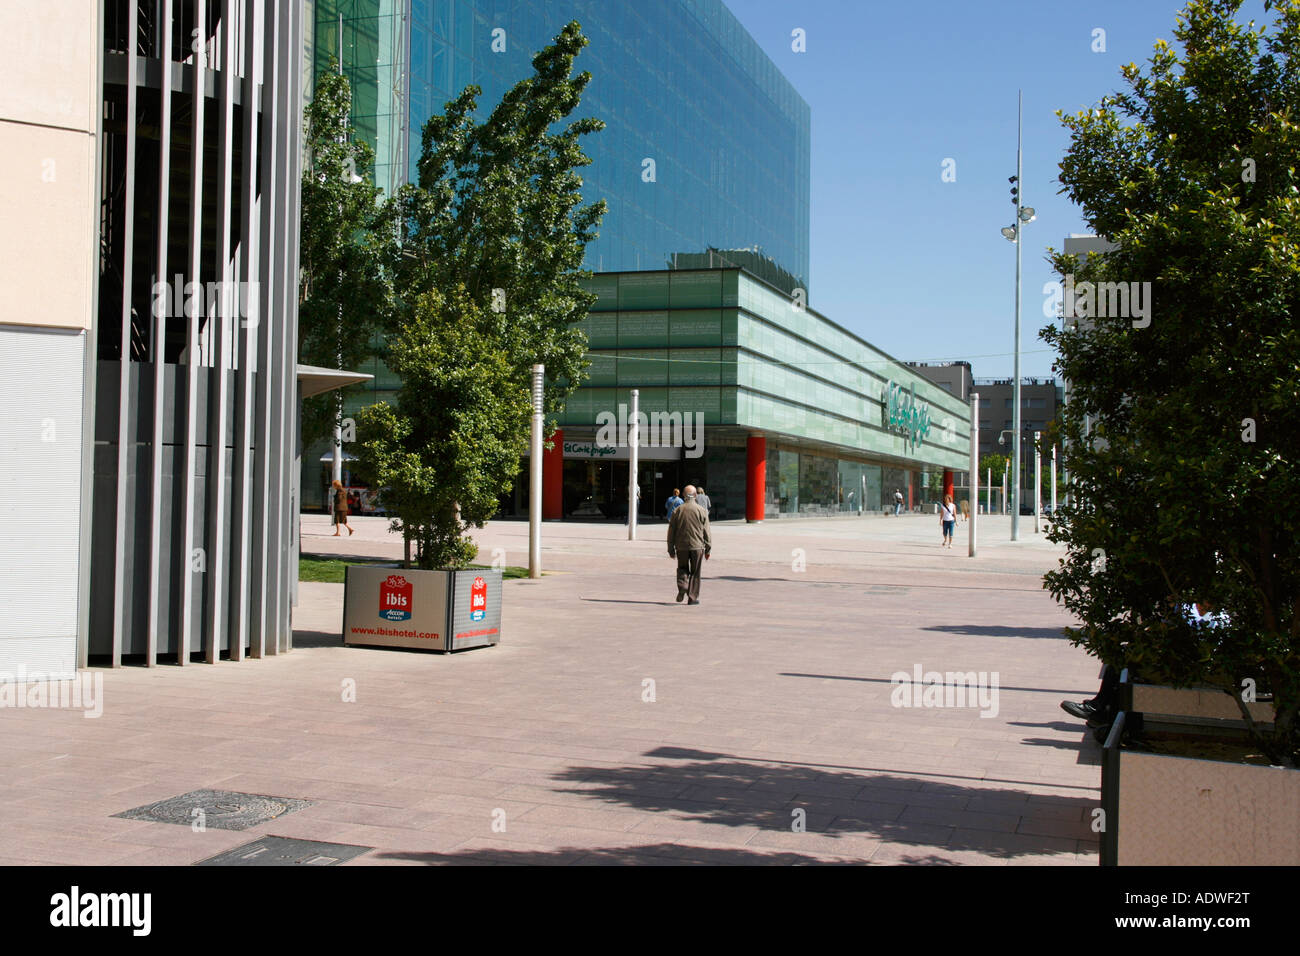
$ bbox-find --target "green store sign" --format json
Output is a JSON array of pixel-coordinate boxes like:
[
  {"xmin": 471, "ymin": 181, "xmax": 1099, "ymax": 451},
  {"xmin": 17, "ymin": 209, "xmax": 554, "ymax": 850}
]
[{"xmin": 886, "ymin": 380, "xmax": 931, "ymax": 451}]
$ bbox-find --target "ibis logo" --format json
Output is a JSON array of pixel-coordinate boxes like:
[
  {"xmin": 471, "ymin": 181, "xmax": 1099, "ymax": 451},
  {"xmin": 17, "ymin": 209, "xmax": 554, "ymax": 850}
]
[
  {"xmin": 379, "ymin": 575, "xmax": 412, "ymax": 622},
  {"xmin": 470, "ymin": 576, "xmax": 488, "ymax": 621}
]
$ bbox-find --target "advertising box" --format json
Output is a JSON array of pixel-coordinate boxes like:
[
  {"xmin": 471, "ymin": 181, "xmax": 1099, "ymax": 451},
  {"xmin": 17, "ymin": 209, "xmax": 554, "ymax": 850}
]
[
  {"xmin": 448, "ymin": 569, "xmax": 503, "ymax": 650},
  {"xmin": 343, "ymin": 566, "xmax": 451, "ymax": 651},
  {"xmin": 342, "ymin": 565, "xmax": 504, "ymax": 652}
]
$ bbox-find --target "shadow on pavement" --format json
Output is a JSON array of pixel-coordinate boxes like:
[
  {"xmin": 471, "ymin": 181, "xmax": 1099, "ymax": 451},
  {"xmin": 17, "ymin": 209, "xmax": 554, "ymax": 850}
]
[
  {"xmin": 292, "ymin": 630, "xmax": 344, "ymax": 648},
  {"xmin": 371, "ymin": 842, "xmax": 839, "ymax": 865},
  {"xmin": 923, "ymin": 624, "xmax": 1069, "ymax": 640},
  {"xmin": 369, "ymin": 746, "xmax": 1095, "ymax": 864},
  {"xmin": 780, "ymin": 672, "xmax": 1091, "ymax": 697}
]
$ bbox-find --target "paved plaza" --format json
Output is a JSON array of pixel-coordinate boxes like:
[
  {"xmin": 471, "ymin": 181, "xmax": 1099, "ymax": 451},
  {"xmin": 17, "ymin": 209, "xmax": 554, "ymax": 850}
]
[{"xmin": 0, "ymin": 512, "xmax": 1102, "ymax": 865}]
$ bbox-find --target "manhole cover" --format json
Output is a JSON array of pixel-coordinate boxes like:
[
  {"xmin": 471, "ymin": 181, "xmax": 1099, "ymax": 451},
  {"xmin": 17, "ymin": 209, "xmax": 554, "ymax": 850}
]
[
  {"xmin": 196, "ymin": 836, "xmax": 372, "ymax": 866},
  {"xmin": 114, "ymin": 789, "xmax": 313, "ymax": 831}
]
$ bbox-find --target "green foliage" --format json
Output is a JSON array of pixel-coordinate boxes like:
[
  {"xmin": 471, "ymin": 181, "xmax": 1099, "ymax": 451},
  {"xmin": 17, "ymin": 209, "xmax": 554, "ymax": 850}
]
[
  {"xmin": 355, "ymin": 22, "xmax": 604, "ymax": 567},
  {"xmin": 980, "ymin": 453, "xmax": 1010, "ymax": 479},
  {"xmin": 1042, "ymin": 0, "xmax": 1300, "ymax": 764},
  {"xmin": 357, "ymin": 289, "xmax": 532, "ymax": 569},
  {"xmin": 298, "ymin": 60, "xmax": 398, "ymax": 451},
  {"xmin": 393, "ymin": 21, "xmax": 605, "ymax": 418}
]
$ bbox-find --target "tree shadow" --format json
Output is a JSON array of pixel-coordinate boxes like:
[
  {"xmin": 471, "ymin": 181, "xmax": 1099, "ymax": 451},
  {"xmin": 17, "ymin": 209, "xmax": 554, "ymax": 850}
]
[
  {"xmin": 367, "ymin": 746, "xmax": 1097, "ymax": 865},
  {"xmin": 371, "ymin": 843, "xmax": 840, "ymax": 866},
  {"xmin": 923, "ymin": 624, "xmax": 1069, "ymax": 640}
]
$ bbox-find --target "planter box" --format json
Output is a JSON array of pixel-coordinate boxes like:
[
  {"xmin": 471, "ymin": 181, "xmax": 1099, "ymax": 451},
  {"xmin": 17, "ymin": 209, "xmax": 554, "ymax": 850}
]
[
  {"xmin": 1119, "ymin": 668, "xmax": 1275, "ymax": 731},
  {"xmin": 342, "ymin": 566, "xmax": 502, "ymax": 653},
  {"xmin": 1101, "ymin": 712, "xmax": 1300, "ymax": 865}
]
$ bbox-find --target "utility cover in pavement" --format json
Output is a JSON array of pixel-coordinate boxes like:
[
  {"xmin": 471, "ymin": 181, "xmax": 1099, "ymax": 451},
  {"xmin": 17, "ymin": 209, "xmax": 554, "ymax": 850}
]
[
  {"xmin": 197, "ymin": 836, "xmax": 372, "ymax": 866},
  {"xmin": 114, "ymin": 789, "xmax": 313, "ymax": 830}
]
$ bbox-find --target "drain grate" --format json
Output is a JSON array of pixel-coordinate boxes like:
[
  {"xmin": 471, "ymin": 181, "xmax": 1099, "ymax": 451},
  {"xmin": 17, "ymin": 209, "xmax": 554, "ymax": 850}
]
[
  {"xmin": 196, "ymin": 836, "xmax": 372, "ymax": 866},
  {"xmin": 114, "ymin": 789, "xmax": 313, "ymax": 831}
]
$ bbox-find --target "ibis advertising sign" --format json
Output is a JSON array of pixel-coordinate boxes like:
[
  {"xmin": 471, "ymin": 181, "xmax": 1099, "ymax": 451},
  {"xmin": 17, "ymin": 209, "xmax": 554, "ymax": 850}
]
[
  {"xmin": 885, "ymin": 380, "xmax": 931, "ymax": 451},
  {"xmin": 342, "ymin": 566, "xmax": 502, "ymax": 652}
]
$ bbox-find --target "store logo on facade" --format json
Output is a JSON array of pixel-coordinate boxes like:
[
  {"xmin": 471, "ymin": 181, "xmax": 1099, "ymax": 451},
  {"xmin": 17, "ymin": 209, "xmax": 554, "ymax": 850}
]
[
  {"xmin": 564, "ymin": 441, "xmax": 619, "ymax": 458},
  {"xmin": 885, "ymin": 380, "xmax": 931, "ymax": 451},
  {"xmin": 380, "ymin": 575, "xmax": 412, "ymax": 622},
  {"xmin": 470, "ymin": 576, "xmax": 488, "ymax": 621},
  {"xmin": 594, "ymin": 405, "xmax": 704, "ymax": 458}
]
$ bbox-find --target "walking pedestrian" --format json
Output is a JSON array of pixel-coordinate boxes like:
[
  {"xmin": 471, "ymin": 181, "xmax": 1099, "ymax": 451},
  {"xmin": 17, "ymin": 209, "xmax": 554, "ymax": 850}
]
[
  {"xmin": 894, "ymin": 489, "xmax": 904, "ymax": 515},
  {"xmin": 332, "ymin": 479, "xmax": 353, "ymax": 536},
  {"xmin": 667, "ymin": 485, "xmax": 711, "ymax": 605},
  {"xmin": 939, "ymin": 493, "xmax": 957, "ymax": 548},
  {"xmin": 664, "ymin": 488, "xmax": 684, "ymax": 521},
  {"xmin": 695, "ymin": 485, "xmax": 712, "ymax": 515}
]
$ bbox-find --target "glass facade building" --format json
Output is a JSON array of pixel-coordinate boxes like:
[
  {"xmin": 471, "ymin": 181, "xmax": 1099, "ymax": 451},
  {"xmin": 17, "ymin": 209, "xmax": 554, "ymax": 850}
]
[
  {"xmin": 518, "ymin": 269, "xmax": 972, "ymax": 522},
  {"xmin": 308, "ymin": 0, "xmax": 814, "ymax": 510}
]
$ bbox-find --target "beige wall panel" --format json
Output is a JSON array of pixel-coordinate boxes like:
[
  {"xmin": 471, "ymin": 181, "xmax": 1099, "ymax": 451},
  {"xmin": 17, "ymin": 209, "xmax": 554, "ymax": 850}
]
[
  {"xmin": 0, "ymin": 1, "xmax": 97, "ymax": 133},
  {"xmin": 0, "ymin": 122, "xmax": 95, "ymax": 331}
]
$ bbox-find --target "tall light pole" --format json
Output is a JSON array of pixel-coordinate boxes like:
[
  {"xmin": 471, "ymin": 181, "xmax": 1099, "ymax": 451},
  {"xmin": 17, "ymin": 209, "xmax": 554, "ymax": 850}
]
[
  {"xmin": 529, "ymin": 365, "xmax": 544, "ymax": 578},
  {"xmin": 1000, "ymin": 90, "xmax": 1035, "ymax": 541}
]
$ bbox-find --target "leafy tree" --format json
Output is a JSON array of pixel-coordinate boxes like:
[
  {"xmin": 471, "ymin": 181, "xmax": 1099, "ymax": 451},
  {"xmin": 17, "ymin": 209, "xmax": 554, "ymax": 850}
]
[
  {"xmin": 1042, "ymin": 0, "xmax": 1300, "ymax": 764},
  {"xmin": 980, "ymin": 453, "xmax": 1010, "ymax": 482},
  {"xmin": 299, "ymin": 60, "xmax": 397, "ymax": 453},
  {"xmin": 394, "ymin": 20, "xmax": 605, "ymax": 418},
  {"xmin": 355, "ymin": 22, "xmax": 605, "ymax": 567},
  {"xmin": 356, "ymin": 289, "xmax": 531, "ymax": 569}
]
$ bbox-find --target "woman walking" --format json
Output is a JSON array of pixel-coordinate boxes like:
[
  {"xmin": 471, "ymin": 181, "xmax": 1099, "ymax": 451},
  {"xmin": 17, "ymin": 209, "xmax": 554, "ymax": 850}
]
[
  {"xmin": 332, "ymin": 479, "xmax": 353, "ymax": 536},
  {"xmin": 939, "ymin": 494, "xmax": 957, "ymax": 549}
]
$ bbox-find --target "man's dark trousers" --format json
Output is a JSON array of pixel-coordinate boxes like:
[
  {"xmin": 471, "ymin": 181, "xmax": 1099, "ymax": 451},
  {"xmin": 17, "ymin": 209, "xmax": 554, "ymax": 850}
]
[{"xmin": 677, "ymin": 549, "xmax": 705, "ymax": 602}]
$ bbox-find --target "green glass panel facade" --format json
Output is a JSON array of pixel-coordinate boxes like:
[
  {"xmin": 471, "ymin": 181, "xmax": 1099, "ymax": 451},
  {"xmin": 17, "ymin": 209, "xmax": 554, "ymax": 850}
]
[{"xmin": 564, "ymin": 270, "xmax": 972, "ymax": 487}]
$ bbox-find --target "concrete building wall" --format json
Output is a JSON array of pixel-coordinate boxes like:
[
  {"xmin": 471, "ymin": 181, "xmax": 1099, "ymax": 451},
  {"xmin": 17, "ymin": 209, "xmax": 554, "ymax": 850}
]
[{"xmin": 0, "ymin": 0, "xmax": 100, "ymax": 679}]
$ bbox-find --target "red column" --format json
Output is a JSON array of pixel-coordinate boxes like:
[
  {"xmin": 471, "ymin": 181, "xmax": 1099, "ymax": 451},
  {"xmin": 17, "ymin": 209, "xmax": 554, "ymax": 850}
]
[
  {"xmin": 543, "ymin": 428, "xmax": 564, "ymax": 520},
  {"xmin": 907, "ymin": 473, "xmax": 914, "ymax": 511},
  {"xmin": 943, "ymin": 469, "xmax": 954, "ymax": 501},
  {"xmin": 746, "ymin": 435, "xmax": 766, "ymax": 522}
]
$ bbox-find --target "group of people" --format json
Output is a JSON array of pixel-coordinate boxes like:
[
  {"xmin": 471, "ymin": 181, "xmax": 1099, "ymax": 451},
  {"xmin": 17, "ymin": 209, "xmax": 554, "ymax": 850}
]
[{"xmin": 664, "ymin": 486, "xmax": 710, "ymax": 521}]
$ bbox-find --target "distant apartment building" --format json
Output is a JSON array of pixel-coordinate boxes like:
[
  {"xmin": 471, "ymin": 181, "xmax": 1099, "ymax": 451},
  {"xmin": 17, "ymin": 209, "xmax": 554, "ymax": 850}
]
[{"xmin": 907, "ymin": 361, "xmax": 972, "ymax": 403}]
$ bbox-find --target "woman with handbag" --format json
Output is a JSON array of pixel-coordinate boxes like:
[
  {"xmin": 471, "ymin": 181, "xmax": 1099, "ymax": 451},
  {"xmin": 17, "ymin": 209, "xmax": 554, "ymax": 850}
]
[{"xmin": 332, "ymin": 479, "xmax": 353, "ymax": 536}]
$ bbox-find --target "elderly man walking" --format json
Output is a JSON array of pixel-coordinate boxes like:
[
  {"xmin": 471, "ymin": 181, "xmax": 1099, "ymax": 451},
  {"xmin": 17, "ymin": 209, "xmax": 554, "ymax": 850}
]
[{"xmin": 667, "ymin": 484, "xmax": 711, "ymax": 604}]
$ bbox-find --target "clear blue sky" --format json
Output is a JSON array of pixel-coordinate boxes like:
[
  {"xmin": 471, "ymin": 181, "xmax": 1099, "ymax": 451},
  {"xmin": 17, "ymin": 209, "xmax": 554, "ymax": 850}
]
[{"xmin": 725, "ymin": 0, "xmax": 1271, "ymax": 379}]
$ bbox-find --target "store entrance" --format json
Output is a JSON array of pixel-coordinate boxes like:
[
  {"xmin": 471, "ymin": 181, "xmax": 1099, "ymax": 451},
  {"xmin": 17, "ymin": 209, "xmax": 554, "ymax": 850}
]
[{"xmin": 561, "ymin": 458, "xmax": 685, "ymax": 519}]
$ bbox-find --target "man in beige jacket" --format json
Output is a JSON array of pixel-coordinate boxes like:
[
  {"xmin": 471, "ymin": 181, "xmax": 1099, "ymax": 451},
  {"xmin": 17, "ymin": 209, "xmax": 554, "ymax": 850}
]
[{"xmin": 667, "ymin": 485, "xmax": 711, "ymax": 604}]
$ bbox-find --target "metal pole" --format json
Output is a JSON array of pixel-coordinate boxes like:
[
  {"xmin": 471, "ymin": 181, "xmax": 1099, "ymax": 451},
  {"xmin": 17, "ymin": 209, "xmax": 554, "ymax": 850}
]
[
  {"xmin": 1002, "ymin": 466, "xmax": 1008, "ymax": 515},
  {"xmin": 1051, "ymin": 445, "xmax": 1057, "ymax": 518},
  {"xmin": 968, "ymin": 392, "xmax": 979, "ymax": 557},
  {"xmin": 332, "ymin": 27, "xmax": 345, "ymax": 490},
  {"xmin": 529, "ymin": 365, "xmax": 543, "ymax": 578},
  {"xmin": 986, "ymin": 467, "xmax": 991, "ymax": 516},
  {"xmin": 1033, "ymin": 431, "xmax": 1042, "ymax": 534},
  {"xmin": 1011, "ymin": 90, "xmax": 1023, "ymax": 541},
  {"xmin": 628, "ymin": 389, "xmax": 639, "ymax": 540}
]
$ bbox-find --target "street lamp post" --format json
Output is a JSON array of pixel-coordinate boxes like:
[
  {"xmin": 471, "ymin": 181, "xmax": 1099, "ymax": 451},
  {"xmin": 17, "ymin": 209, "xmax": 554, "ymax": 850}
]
[{"xmin": 1000, "ymin": 90, "xmax": 1035, "ymax": 541}]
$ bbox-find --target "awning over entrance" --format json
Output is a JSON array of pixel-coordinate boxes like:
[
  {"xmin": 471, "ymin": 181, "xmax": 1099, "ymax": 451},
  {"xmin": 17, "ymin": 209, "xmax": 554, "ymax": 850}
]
[{"xmin": 296, "ymin": 363, "xmax": 373, "ymax": 399}]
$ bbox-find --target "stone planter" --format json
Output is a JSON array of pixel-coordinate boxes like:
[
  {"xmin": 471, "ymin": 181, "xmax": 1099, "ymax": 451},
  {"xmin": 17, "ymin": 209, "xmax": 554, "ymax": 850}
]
[{"xmin": 1100, "ymin": 711, "xmax": 1299, "ymax": 865}]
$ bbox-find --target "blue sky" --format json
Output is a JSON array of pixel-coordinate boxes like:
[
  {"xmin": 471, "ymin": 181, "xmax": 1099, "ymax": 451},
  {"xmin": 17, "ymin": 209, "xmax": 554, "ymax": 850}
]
[{"xmin": 725, "ymin": 0, "xmax": 1272, "ymax": 379}]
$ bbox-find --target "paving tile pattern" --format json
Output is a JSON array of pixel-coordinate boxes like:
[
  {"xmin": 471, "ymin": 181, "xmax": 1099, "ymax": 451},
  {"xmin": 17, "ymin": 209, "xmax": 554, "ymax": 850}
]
[{"xmin": 0, "ymin": 514, "xmax": 1101, "ymax": 865}]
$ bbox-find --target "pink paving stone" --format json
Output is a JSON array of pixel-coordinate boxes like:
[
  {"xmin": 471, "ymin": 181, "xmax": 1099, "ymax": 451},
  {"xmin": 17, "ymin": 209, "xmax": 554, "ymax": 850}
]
[{"xmin": 0, "ymin": 513, "xmax": 1102, "ymax": 865}]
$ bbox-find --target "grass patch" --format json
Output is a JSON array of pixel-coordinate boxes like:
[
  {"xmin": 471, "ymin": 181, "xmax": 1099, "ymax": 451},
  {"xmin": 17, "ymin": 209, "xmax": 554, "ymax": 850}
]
[{"xmin": 300, "ymin": 554, "xmax": 535, "ymax": 583}]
